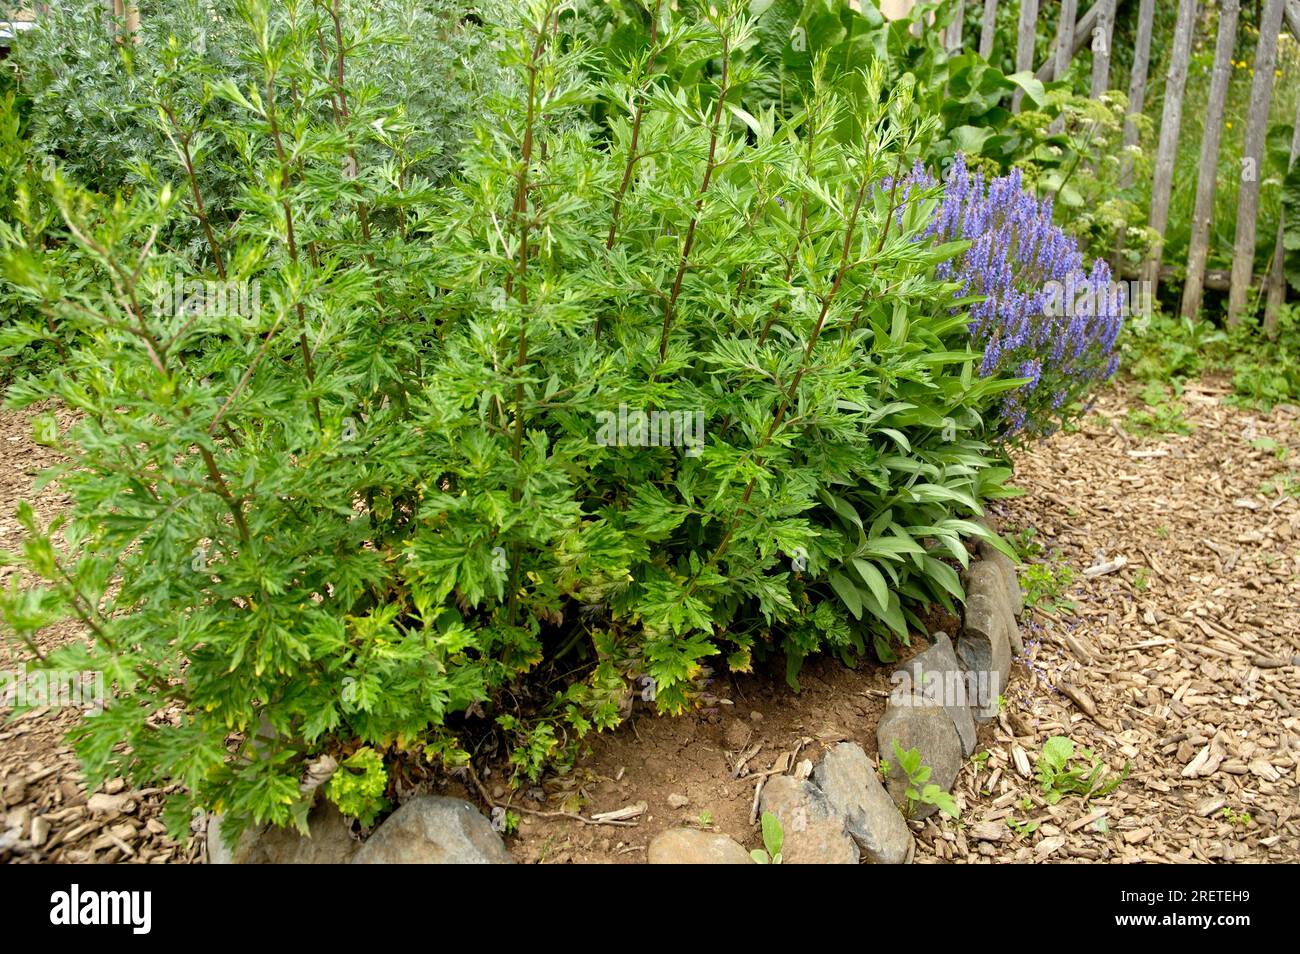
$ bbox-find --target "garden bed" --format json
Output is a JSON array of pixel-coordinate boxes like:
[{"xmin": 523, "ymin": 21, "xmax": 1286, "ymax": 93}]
[{"xmin": 5, "ymin": 377, "xmax": 1296, "ymax": 863}]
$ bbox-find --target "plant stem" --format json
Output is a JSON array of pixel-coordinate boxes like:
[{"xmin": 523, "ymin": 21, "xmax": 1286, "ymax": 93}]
[
  {"xmin": 604, "ymin": 0, "xmax": 662, "ymax": 253},
  {"xmin": 505, "ymin": 4, "xmax": 556, "ymax": 625},
  {"xmin": 264, "ymin": 66, "xmax": 323, "ymax": 429},
  {"xmin": 159, "ymin": 102, "xmax": 227, "ymax": 280},
  {"xmin": 656, "ymin": 26, "xmax": 731, "ymax": 364}
]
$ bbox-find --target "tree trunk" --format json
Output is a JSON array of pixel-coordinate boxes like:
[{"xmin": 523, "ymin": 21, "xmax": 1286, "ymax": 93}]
[
  {"xmin": 1012, "ymin": 0, "xmax": 1038, "ymax": 112},
  {"xmin": 1264, "ymin": 92, "xmax": 1300, "ymax": 335},
  {"xmin": 979, "ymin": 0, "xmax": 999, "ymax": 59},
  {"xmin": 1142, "ymin": 0, "xmax": 1198, "ymax": 292},
  {"xmin": 1180, "ymin": 0, "xmax": 1240, "ymax": 321},
  {"xmin": 1089, "ymin": 0, "xmax": 1116, "ymax": 97},
  {"xmin": 1120, "ymin": 0, "xmax": 1156, "ymax": 187},
  {"xmin": 1227, "ymin": 0, "xmax": 1286, "ymax": 324}
]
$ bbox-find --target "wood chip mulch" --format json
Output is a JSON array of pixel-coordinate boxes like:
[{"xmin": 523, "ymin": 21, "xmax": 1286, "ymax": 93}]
[{"xmin": 915, "ymin": 377, "xmax": 1300, "ymax": 863}]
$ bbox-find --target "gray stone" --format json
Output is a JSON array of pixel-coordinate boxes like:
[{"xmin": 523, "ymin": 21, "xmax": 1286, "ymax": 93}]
[
  {"xmin": 647, "ymin": 828, "xmax": 753, "ymax": 864},
  {"xmin": 876, "ymin": 701, "xmax": 963, "ymax": 821},
  {"xmin": 977, "ymin": 541, "xmax": 1025, "ymax": 618},
  {"xmin": 957, "ymin": 589, "xmax": 1013, "ymax": 721},
  {"xmin": 208, "ymin": 800, "xmax": 358, "ymax": 864},
  {"xmin": 967, "ymin": 556, "xmax": 1025, "ymax": 655},
  {"xmin": 758, "ymin": 774, "xmax": 858, "ymax": 864},
  {"xmin": 351, "ymin": 796, "xmax": 514, "ymax": 864},
  {"xmin": 812, "ymin": 742, "xmax": 913, "ymax": 864},
  {"xmin": 205, "ymin": 814, "xmax": 251, "ymax": 864},
  {"xmin": 893, "ymin": 632, "xmax": 977, "ymax": 757}
]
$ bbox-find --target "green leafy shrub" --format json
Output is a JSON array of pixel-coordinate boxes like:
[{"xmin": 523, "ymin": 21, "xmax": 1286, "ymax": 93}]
[
  {"xmin": 6, "ymin": 0, "xmax": 508, "ymax": 199},
  {"xmin": 2, "ymin": 0, "xmax": 1026, "ymax": 842},
  {"xmin": 1, "ymin": 0, "xmax": 510, "ymax": 387},
  {"xmin": 325, "ymin": 747, "xmax": 389, "ymax": 827}
]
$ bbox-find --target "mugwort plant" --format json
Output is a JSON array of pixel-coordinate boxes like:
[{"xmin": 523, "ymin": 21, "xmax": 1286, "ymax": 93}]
[{"xmin": 0, "ymin": 1, "xmax": 1115, "ymax": 843}]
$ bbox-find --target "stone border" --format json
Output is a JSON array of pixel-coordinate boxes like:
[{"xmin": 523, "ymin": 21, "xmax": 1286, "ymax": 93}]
[{"xmin": 875, "ymin": 529, "xmax": 1023, "ymax": 823}]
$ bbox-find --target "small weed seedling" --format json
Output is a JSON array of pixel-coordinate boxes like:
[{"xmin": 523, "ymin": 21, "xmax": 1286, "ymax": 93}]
[
  {"xmin": 751, "ymin": 811, "xmax": 784, "ymax": 864},
  {"xmin": 882, "ymin": 741, "xmax": 959, "ymax": 820},
  {"xmin": 1020, "ymin": 559, "xmax": 1076, "ymax": 615},
  {"xmin": 1006, "ymin": 816, "xmax": 1039, "ymax": 838},
  {"xmin": 1014, "ymin": 527, "xmax": 1076, "ymax": 613},
  {"xmin": 1034, "ymin": 736, "xmax": 1129, "ymax": 805},
  {"xmin": 1261, "ymin": 472, "xmax": 1300, "ymax": 498},
  {"xmin": 1249, "ymin": 437, "xmax": 1285, "ymax": 460},
  {"xmin": 1124, "ymin": 382, "xmax": 1194, "ymax": 437},
  {"xmin": 1220, "ymin": 807, "xmax": 1252, "ymax": 827}
]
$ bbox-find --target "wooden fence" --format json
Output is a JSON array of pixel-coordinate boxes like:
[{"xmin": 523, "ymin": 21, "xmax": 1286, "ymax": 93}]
[{"xmin": 894, "ymin": 0, "xmax": 1300, "ymax": 333}]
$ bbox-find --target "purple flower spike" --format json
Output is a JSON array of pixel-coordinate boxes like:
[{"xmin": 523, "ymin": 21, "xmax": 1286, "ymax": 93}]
[{"xmin": 900, "ymin": 154, "xmax": 1124, "ymax": 439}]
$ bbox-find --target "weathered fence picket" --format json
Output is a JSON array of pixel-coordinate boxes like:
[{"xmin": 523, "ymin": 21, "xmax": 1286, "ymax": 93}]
[
  {"xmin": 1228, "ymin": 0, "xmax": 1287, "ymax": 324},
  {"xmin": 1181, "ymin": 0, "xmax": 1241, "ymax": 322},
  {"xmin": 1143, "ymin": 0, "xmax": 1198, "ymax": 294}
]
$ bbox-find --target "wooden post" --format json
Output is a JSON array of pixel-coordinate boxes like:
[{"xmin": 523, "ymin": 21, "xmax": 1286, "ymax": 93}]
[
  {"xmin": 979, "ymin": 0, "xmax": 999, "ymax": 59},
  {"xmin": 1089, "ymin": 0, "xmax": 1115, "ymax": 97},
  {"xmin": 1142, "ymin": 0, "xmax": 1198, "ymax": 293},
  {"xmin": 1035, "ymin": 3, "xmax": 1102, "ymax": 81},
  {"xmin": 107, "ymin": 1, "xmax": 140, "ymax": 43},
  {"xmin": 1048, "ymin": 0, "xmax": 1078, "ymax": 134},
  {"xmin": 1263, "ymin": 92, "xmax": 1300, "ymax": 335},
  {"xmin": 880, "ymin": 0, "xmax": 919, "ymax": 18},
  {"xmin": 948, "ymin": 0, "xmax": 965, "ymax": 53},
  {"xmin": 1120, "ymin": 0, "xmax": 1157, "ymax": 187},
  {"xmin": 1227, "ymin": 0, "xmax": 1286, "ymax": 325},
  {"xmin": 1053, "ymin": 0, "xmax": 1078, "ymax": 79},
  {"xmin": 1012, "ymin": 0, "xmax": 1037, "ymax": 112},
  {"xmin": 1180, "ymin": 0, "xmax": 1240, "ymax": 321}
]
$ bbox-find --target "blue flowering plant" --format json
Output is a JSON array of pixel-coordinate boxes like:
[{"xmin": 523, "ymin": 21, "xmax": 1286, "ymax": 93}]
[{"xmin": 904, "ymin": 154, "xmax": 1126, "ymax": 440}]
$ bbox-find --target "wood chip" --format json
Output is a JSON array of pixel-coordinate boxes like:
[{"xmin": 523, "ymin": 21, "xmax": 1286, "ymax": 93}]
[
  {"xmin": 970, "ymin": 820, "xmax": 1009, "ymax": 842},
  {"xmin": 1058, "ymin": 681, "xmax": 1097, "ymax": 717},
  {"xmin": 589, "ymin": 802, "xmax": 646, "ymax": 823}
]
